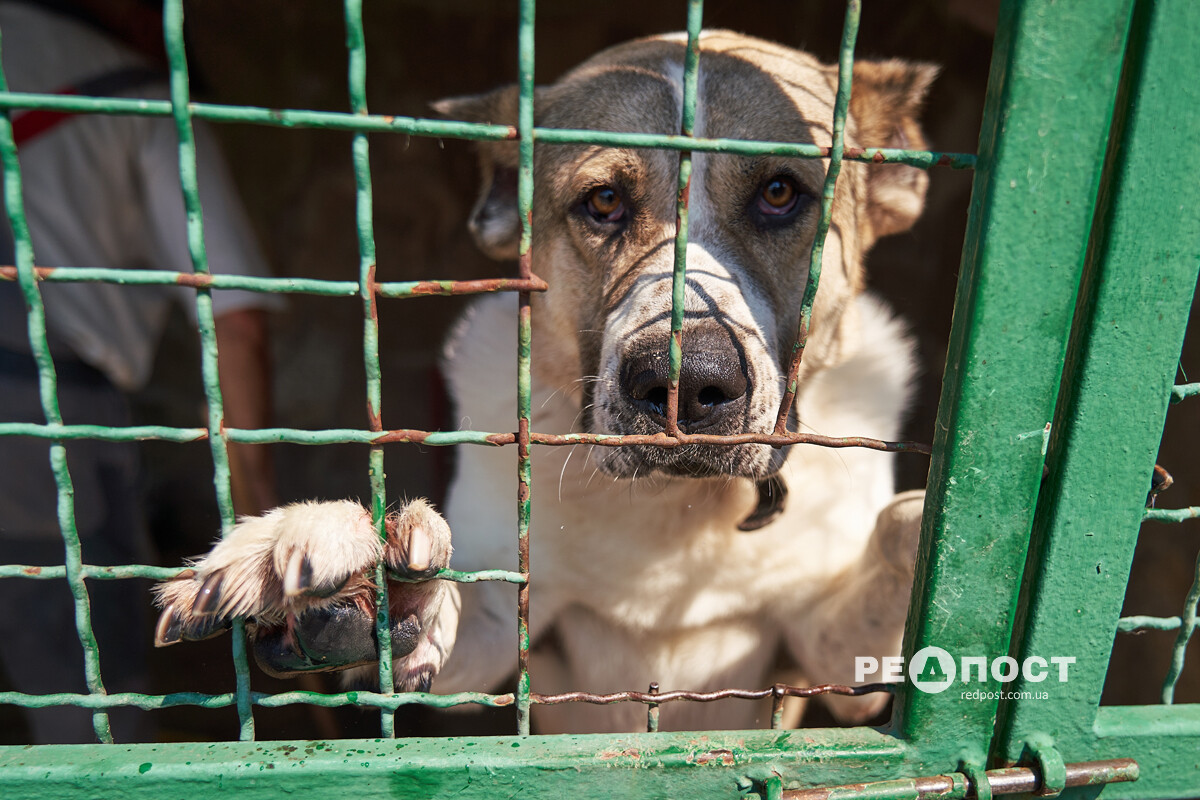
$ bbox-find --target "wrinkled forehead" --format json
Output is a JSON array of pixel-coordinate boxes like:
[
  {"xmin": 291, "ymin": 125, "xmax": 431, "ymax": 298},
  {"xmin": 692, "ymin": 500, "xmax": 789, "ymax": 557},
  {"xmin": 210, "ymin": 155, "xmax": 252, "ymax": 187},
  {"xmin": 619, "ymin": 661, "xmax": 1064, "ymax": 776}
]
[{"xmin": 539, "ymin": 36, "xmax": 837, "ymax": 146}]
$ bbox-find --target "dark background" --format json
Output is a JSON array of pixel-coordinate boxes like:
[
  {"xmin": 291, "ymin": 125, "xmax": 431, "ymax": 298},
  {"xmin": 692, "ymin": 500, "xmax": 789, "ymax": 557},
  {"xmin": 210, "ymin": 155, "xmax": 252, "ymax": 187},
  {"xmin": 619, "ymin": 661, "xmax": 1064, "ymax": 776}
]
[{"xmin": 3, "ymin": 0, "xmax": 1196, "ymax": 742}]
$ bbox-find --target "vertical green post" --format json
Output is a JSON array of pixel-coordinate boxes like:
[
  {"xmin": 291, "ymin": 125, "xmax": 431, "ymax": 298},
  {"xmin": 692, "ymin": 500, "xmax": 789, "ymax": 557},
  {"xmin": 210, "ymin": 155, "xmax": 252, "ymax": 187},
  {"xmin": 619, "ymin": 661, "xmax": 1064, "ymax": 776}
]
[
  {"xmin": 0, "ymin": 29, "xmax": 113, "ymax": 746},
  {"xmin": 896, "ymin": 0, "xmax": 1134, "ymax": 758},
  {"xmin": 993, "ymin": 0, "xmax": 1200, "ymax": 760},
  {"xmin": 664, "ymin": 0, "xmax": 702, "ymax": 436},
  {"xmin": 342, "ymin": 0, "xmax": 396, "ymax": 738},
  {"xmin": 162, "ymin": 0, "xmax": 255, "ymax": 740},
  {"xmin": 514, "ymin": 0, "xmax": 536, "ymax": 737},
  {"xmin": 773, "ymin": 0, "xmax": 859, "ymax": 434}
]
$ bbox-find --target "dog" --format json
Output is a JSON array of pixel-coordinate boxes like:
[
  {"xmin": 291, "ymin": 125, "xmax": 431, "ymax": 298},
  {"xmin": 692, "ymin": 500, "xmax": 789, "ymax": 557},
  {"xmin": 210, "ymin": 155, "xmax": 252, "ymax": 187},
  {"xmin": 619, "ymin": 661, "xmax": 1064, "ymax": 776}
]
[{"xmin": 154, "ymin": 30, "xmax": 933, "ymax": 734}]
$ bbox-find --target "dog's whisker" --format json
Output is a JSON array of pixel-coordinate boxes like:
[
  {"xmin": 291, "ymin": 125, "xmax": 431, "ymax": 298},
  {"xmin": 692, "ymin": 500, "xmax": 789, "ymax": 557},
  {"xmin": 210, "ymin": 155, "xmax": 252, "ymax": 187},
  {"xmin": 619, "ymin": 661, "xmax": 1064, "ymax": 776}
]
[{"xmin": 558, "ymin": 446, "xmax": 578, "ymax": 503}]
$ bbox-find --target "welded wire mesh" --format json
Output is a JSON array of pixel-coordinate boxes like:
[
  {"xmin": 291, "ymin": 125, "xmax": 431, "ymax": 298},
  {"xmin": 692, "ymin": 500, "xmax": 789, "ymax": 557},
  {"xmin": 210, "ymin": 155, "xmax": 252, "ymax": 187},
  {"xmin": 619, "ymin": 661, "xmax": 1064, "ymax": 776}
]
[
  {"xmin": 0, "ymin": 0, "xmax": 974, "ymax": 744},
  {"xmin": 1115, "ymin": 377, "xmax": 1200, "ymax": 703}
]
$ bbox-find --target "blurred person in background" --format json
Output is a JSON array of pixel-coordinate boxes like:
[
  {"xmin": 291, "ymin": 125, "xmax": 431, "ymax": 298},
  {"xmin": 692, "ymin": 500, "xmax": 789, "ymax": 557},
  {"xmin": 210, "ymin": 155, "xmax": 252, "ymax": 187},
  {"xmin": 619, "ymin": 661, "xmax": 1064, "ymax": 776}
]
[{"xmin": 0, "ymin": 0, "xmax": 278, "ymax": 743}]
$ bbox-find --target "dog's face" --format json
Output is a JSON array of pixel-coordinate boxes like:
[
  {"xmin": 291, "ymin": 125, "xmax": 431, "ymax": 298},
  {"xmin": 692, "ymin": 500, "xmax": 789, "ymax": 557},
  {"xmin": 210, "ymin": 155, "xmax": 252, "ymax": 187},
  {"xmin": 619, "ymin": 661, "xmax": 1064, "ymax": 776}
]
[{"xmin": 437, "ymin": 32, "xmax": 933, "ymax": 479}]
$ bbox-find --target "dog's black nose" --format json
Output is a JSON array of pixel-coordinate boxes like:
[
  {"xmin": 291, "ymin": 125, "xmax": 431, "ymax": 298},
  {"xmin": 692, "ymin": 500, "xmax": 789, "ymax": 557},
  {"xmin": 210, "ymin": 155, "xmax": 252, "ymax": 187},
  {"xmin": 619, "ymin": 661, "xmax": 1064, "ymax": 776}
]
[{"xmin": 620, "ymin": 326, "xmax": 749, "ymax": 433}]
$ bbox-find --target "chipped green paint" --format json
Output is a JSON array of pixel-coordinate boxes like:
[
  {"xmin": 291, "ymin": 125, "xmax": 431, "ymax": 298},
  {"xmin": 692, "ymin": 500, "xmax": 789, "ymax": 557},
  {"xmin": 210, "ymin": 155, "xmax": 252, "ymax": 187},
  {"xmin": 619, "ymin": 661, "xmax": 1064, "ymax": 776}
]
[
  {"xmin": 514, "ymin": 0, "xmax": 536, "ymax": 738},
  {"xmin": 989, "ymin": 0, "xmax": 1200, "ymax": 787},
  {"xmin": 0, "ymin": 0, "xmax": 1198, "ymax": 797},
  {"xmin": 897, "ymin": 0, "xmax": 1136, "ymax": 756}
]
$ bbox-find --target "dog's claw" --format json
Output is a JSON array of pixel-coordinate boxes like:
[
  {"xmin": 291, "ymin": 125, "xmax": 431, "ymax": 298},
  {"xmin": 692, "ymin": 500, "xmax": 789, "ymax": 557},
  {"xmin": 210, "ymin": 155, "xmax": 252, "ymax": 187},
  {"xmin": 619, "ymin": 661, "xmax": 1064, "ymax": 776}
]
[
  {"xmin": 193, "ymin": 571, "xmax": 223, "ymax": 616},
  {"xmin": 154, "ymin": 605, "xmax": 183, "ymax": 647},
  {"xmin": 283, "ymin": 550, "xmax": 349, "ymax": 598},
  {"xmin": 405, "ymin": 526, "xmax": 433, "ymax": 573},
  {"xmin": 154, "ymin": 603, "xmax": 230, "ymax": 646},
  {"xmin": 283, "ymin": 550, "xmax": 311, "ymax": 597}
]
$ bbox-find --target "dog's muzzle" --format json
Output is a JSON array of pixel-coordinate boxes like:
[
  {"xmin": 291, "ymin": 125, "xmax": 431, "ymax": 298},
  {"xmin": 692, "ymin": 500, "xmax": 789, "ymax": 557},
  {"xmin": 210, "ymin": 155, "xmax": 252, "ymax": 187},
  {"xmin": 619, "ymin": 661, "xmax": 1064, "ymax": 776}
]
[
  {"xmin": 593, "ymin": 321, "xmax": 782, "ymax": 479},
  {"xmin": 620, "ymin": 325, "xmax": 749, "ymax": 435}
]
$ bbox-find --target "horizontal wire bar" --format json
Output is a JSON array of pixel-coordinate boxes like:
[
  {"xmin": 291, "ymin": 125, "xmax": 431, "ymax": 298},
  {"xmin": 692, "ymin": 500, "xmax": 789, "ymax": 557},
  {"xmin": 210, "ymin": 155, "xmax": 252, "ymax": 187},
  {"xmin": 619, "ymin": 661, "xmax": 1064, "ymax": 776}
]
[
  {"xmin": 0, "ymin": 689, "xmax": 513, "ymax": 711},
  {"xmin": 389, "ymin": 568, "xmax": 526, "ymax": 584},
  {"xmin": 1144, "ymin": 506, "xmax": 1200, "ymax": 522},
  {"xmin": 1170, "ymin": 382, "xmax": 1199, "ymax": 403},
  {"xmin": 0, "ymin": 265, "xmax": 549, "ymax": 297},
  {"xmin": 0, "ymin": 564, "xmax": 182, "ymax": 580},
  {"xmin": 533, "ymin": 682, "xmax": 891, "ymax": 707},
  {"xmin": 1117, "ymin": 615, "xmax": 1182, "ymax": 632},
  {"xmin": 0, "ymin": 682, "xmax": 885, "ymax": 713},
  {"xmin": 0, "ymin": 563, "xmax": 525, "ymax": 584},
  {"xmin": 0, "ymin": 421, "xmax": 932, "ymax": 453},
  {"xmin": 0, "ymin": 93, "xmax": 975, "ymax": 169}
]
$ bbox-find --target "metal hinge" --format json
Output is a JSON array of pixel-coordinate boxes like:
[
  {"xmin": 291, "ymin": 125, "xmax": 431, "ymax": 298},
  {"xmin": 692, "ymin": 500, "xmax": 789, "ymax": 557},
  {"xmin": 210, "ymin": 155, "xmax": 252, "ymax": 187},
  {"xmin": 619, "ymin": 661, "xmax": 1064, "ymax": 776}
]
[{"xmin": 753, "ymin": 758, "xmax": 1138, "ymax": 800}]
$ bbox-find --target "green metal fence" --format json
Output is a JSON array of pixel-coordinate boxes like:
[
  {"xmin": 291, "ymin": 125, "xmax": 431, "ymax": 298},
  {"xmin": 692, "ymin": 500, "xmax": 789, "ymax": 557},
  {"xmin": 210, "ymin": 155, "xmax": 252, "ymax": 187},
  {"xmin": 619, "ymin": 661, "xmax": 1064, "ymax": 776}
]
[{"xmin": 0, "ymin": 0, "xmax": 1197, "ymax": 797}]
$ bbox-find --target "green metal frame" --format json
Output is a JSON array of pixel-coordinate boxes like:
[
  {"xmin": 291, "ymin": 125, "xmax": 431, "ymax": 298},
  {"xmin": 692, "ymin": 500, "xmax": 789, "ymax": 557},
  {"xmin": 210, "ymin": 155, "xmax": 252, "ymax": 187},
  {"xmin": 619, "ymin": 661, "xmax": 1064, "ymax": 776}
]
[{"xmin": 0, "ymin": 0, "xmax": 1197, "ymax": 797}]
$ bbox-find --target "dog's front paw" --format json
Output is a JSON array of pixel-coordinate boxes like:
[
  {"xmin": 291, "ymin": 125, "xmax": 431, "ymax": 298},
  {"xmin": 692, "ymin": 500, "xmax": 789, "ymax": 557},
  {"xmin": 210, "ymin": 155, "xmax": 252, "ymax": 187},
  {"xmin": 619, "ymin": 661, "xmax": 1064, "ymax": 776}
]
[{"xmin": 153, "ymin": 499, "xmax": 456, "ymax": 688}]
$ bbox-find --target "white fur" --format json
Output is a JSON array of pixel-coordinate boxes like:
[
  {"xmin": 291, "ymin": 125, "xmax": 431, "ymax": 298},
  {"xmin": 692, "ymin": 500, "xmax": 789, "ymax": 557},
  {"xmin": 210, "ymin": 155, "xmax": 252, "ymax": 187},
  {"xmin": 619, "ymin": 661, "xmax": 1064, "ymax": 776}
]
[{"xmin": 435, "ymin": 291, "xmax": 919, "ymax": 731}]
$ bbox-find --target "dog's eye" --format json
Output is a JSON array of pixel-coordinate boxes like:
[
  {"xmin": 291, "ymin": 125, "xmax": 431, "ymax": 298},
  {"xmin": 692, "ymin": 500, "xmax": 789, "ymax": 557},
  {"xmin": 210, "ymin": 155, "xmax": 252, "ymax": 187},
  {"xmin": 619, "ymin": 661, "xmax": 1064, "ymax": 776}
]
[
  {"xmin": 757, "ymin": 177, "xmax": 799, "ymax": 215},
  {"xmin": 585, "ymin": 186, "xmax": 626, "ymax": 223}
]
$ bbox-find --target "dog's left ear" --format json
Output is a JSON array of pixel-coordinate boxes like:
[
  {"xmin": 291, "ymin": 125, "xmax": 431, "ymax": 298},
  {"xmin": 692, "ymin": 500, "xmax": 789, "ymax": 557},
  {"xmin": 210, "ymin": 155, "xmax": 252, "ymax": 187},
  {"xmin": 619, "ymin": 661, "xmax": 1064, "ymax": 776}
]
[
  {"xmin": 433, "ymin": 86, "xmax": 528, "ymax": 261},
  {"xmin": 849, "ymin": 60, "xmax": 938, "ymax": 243}
]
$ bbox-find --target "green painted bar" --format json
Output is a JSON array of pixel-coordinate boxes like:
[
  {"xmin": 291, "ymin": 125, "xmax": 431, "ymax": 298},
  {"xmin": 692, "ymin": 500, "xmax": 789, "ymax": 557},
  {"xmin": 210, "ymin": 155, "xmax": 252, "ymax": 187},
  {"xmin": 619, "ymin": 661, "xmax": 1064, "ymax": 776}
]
[
  {"xmin": 1144, "ymin": 506, "xmax": 1200, "ymax": 523},
  {"xmin": 1162, "ymin": 553, "xmax": 1199, "ymax": 703},
  {"xmin": 0, "ymin": 268, "xmax": 544, "ymax": 298},
  {"xmin": 340, "ymin": 0, "xmax": 397, "ymax": 738},
  {"xmin": 992, "ymin": 0, "xmax": 1200, "ymax": 767},
  {"xmin": 162, "ymin": 0, "xmax": 256, "ymax": 741},
  {"xmin": 663, "ymin": 0, "xmax": 702, "ymax": 435},
  {"xmin": 896, "ymin": 0, "xmax": 1134, "ymax": 760},
  {"xmin": 0, "ymin": 690, "xmax": 513, "ymax": 712},
  {"xmin": 0, "ymin": 729, "xmax": 913, "ymax": 800},
  {"xmin": 773, "ymin": 0, "xmax": 859, "ymax": 433},
  {"xmin": 513, "ymin": 0, "xmax": 536, "ymax": 739},
  {"xmin": 1071, "ymin": 706, "xmax": 1200, "ymax": 799},
  {"xmin": 1170, "ymin": 383, "xmax": 1199, "ymax": 403},
  {"xmin": 0, "ymin": 564, "xmax": 184, "ymax": 581},
  {"xmin": 1116, "ymin": 615, "xmax": 1182, "ymax": 633},
  {"xmin": 0, "ymin": 423, "xmax": 512, "ymax": 446},
  {"xmin": 0, "ymin": 563, "xmax": 523, "ymax": 585},
  {"xmin": 0, "ymin": 91, "xmax": 974, "ymax": 168},
  {"xmin": 0, "ymin": 24, "xmax": 114, "ymax": 745}
]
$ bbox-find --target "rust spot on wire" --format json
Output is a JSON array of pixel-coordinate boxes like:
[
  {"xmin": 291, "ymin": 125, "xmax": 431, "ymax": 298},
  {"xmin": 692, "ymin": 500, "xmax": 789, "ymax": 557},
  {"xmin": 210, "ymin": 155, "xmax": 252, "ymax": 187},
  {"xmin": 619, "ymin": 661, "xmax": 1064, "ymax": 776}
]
[
  {"xmin": 0, "ymin": 265, "xmax": 55, "ymax": 280},
  {"xmin": 176, "ymin": 273, "xmax": 215, "ymax": 288},
  {"xmin": 665, "ymin": 328, "xmax": 684, "ymax": 438},
  {"xmin": 366, "ymin": 263, "xmax": 379, "ymax": 323},
  {"xmin": 403, "ymin": 276, "xmax": 549, "ymax": 296},
  {"xmin": 518, "ymin": 212, "xmax": 534, "ymax": 281},
  {"xmin": 598, "ymin": 748, "xmax": 642, "ymax": 761},
  {"xmin": 694, "ymin": 749, "xmax": 736, "ymax": 766},
  {"xmin": 774, "ymin": 320, "xmax": 811, "ymax": 435},
  {"xmin": 22, "ymin": 566, "xmax": 42, "ymax": 576}
]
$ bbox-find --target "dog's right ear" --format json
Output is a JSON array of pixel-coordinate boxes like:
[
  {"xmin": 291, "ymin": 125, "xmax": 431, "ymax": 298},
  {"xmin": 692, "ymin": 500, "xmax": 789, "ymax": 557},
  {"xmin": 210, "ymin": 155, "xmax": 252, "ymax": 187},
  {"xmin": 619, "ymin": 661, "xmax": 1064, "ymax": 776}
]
[{"xmin": 433, "ymin": 86, "xmax": 523, "ymax": 261}]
